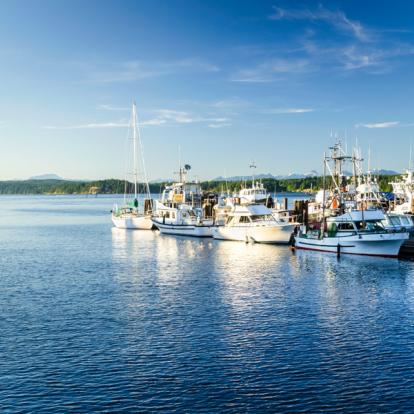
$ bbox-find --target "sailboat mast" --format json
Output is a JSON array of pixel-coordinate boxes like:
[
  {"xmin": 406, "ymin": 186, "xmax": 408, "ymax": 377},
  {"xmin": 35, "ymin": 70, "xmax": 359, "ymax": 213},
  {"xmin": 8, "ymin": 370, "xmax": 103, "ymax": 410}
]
[{"xmin": 132, "ymin": 102, "xmax": 138, "ymax": 201}]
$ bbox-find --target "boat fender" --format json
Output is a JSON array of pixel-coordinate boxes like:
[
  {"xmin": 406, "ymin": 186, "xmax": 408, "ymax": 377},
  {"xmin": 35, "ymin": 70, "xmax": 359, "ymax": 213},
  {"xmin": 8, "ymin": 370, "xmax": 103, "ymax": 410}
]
[{"xmin": 337, "ymin": 243, "xmax": 341, "ymax": 257}]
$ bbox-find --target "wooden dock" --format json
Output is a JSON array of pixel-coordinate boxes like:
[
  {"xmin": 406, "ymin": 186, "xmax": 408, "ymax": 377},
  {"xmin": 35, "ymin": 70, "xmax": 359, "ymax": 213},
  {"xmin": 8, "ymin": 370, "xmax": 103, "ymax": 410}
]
[{"xmin": 399, "ymin": 239, "xmax": 414, "ymax": 258}]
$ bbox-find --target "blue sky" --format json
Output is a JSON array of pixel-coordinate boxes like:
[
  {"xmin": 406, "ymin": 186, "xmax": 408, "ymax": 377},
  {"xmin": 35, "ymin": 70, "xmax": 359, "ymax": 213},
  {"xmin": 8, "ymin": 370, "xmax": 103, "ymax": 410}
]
[{"xmin": 1, "ymin": 0, "xmax": 414, "ymax": 180}]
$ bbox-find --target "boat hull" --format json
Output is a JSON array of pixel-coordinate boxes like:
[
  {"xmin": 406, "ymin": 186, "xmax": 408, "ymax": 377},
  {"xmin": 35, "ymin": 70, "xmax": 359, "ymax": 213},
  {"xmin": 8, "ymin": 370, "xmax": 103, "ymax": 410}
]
[
  {"xmin": 212, "ymin": 223, "xmax": 295, "ymax": 244},
  {"xmin": 294, "ymin": 232, "xmax": 408, "ymax": 257},
  {"xmin": 152, "ymin": 221, "xmax": 212, "ymax": 237},
  {"xmin": 112, "ymin": 215, "xmax": 154, "ymax": 230}
]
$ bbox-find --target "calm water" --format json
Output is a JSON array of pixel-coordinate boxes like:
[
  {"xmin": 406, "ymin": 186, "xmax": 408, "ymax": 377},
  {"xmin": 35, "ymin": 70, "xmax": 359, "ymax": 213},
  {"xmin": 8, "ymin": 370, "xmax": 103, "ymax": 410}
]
[{"xmin": 1, "ymin": 195, "xmax": 414, "ymax": 413}]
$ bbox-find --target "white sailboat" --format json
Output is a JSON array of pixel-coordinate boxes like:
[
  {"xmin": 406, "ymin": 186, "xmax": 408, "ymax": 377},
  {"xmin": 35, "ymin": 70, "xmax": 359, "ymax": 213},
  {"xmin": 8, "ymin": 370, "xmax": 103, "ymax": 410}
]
[
  {"xmin": 212, "ymin": 204, "xmax": 296, "ymax": 243},
  {"xmin": 112, "ymin": 102, "xmax": 153, "ymax": 230}
]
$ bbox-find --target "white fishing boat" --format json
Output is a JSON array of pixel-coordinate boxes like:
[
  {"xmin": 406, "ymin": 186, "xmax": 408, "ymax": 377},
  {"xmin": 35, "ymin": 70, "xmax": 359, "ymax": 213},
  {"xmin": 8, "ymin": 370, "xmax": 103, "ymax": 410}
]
[
  {"xmin": 112, "ymin": 102, "xmax": 153, "ymax": 230},
  {"xmin": 151, "ymin": 165, "xmax": 214, "ymax": 237},
  {"xmin": 294, "ymin": 210, "xmax": 408, "ymax": 257},
  {"xmin": 212, "ymin": 204, "xmax": 296, "ymax": 243}
]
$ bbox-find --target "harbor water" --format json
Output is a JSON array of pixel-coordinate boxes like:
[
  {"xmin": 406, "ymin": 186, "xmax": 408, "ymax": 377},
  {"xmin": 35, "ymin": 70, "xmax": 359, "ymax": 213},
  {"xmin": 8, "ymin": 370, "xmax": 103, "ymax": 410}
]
[{"xmin": 1, "ymin": 195, "xmax": 414, "ymax": 413}]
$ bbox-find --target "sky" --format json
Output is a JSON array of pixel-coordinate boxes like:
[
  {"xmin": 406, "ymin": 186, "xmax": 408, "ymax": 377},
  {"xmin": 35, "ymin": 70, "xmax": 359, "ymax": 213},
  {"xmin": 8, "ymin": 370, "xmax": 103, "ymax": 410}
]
[{"xmin": 1, "ymin": 0, "xmax": 414, "ymax": 181}]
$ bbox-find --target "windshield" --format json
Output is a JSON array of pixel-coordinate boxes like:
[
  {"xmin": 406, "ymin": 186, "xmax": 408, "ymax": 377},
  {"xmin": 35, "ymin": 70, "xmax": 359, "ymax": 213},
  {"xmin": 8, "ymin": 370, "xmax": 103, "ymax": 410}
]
[
  {"xmin": 355, "ymin": 220, "xmax": 384, "ymax": 232},
  {"xmin": 250, "ymin": 214, "xmax": 273, "ymax": 222}
]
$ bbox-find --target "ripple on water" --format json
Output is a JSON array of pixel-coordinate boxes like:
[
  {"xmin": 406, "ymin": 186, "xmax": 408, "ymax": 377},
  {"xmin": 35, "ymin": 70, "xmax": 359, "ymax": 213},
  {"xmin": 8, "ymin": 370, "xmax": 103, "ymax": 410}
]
[{"xmin": 1, "ymin": 195, "xmax": 414, "ymax": 413}]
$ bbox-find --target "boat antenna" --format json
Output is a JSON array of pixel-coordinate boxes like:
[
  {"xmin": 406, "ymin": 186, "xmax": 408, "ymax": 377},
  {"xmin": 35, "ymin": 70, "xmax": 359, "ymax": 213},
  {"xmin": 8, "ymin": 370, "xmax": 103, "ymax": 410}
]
[
  {"xmin": 224, "ymin": 169, "xmax": 229, "ymax": 195},
  {"xmin": 250, "ymin": 161, "xmax": 257, "ymax": 186},
  {"xmin": 178, "ymin": 145, "xmax": 182, "ymax": 182}
]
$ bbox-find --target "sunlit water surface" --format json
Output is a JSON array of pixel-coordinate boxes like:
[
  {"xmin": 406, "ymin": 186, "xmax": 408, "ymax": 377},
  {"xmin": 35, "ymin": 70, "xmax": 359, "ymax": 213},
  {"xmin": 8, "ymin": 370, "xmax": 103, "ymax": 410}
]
[{"xmin": 1, "ymin": 195, "xmax": 414, "ymax": 413}]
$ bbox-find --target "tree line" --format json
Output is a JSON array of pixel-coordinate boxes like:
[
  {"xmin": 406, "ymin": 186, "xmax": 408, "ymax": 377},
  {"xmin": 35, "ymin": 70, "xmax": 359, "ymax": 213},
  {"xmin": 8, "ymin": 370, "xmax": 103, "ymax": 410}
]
[{"xmin": 0, "ymin": 175, "xmax": 400, "ymax": 195}]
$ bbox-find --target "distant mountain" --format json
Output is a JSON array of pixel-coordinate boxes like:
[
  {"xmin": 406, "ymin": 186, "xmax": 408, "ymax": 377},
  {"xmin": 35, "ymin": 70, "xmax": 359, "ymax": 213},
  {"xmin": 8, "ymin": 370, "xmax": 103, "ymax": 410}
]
[
  {"xmin": 149, "ymin": 178, "xmax": 173, "ymax": 183},
  {"xmin": 29, "ymin": 173, "xmax": 63, "ymax": 180},
  {"xmin": 213, "ymin": 171, "xmax": 321, "ymax": 181},
  {"xmin": 371, "ymin": 169, "xmax": 399, "ymax": 175}
]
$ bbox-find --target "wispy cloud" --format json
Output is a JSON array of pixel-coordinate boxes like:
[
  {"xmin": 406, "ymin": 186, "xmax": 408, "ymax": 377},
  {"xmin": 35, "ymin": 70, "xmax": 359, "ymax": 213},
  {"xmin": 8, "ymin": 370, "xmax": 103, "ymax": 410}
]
[
  {"xmin": 46, "ymin": 108, "xmax": 232, "ymax": 131},
  {"xmin": 208, "ymin": 123, "xmax": 231, "ymax": 128},
  {"xmin": 88, "ymin": 58, "xmax": 220, "ymax": 83},
  {"xmin": 266, "ymin": 108, "xmax": 315, "ymax": 114},
  {"xmin": 98, "ymin": 104, "xmax": 129, "ymax": 111},
  {"xmin": 211, "ymin": 98, "xmax": 249, "ymax": 108},
  {"xmin": 44, "ymin": 122, "xmax": 129, "ymax": 129},
  {"xmin": 144, "ymin": 109, "xmax": 231, "ymax": 128},
  {"xmin": 356, "ymin": 121, "xmax": 399, "ymax": 129},
  {"xmin": 230, "ymin": 58, "xmax": 310, "ymax": 82},
  {"xmin": 269, "ymin": 4, "xmax": 370, "ymax": 42}
]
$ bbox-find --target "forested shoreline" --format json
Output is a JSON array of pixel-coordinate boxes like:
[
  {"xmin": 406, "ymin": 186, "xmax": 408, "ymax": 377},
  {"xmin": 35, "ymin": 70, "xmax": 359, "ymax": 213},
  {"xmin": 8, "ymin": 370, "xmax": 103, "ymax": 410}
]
[{"xmin": 0, "ymin": 175, "xmax": 400, "ymax": 195}]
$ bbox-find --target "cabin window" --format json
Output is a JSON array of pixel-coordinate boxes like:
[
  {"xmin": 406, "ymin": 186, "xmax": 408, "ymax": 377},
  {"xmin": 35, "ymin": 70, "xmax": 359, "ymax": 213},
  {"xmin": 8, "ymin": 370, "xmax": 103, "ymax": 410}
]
[
  {"xmin": 355, "ymin": 220, "xmax": 383, "ymax": 231},
  {"xmin": 239, "ymin": 216, "xmax": 251, "ymax": 223},
  {"xmin": 227, "ymin": 216, "xmax": 239, "ymax": 225},
  {"xmin": 251, "ymin": 215, "xmax": 270, "ymax": 222},
  {"xmin": 171, "ymin": 212, "xmax": 176, "ymax": 219},
  {"xmin": 337, "ymin": 223, "xmax": 355, "ymax": 231}
]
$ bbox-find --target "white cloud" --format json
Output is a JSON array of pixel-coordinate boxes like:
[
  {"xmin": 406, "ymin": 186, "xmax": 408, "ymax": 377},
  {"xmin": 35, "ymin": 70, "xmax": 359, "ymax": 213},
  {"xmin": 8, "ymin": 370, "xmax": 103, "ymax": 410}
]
[
  {"xmin": 355, "ymin": 121, "xmax": 399, "ymax": 129},
  {"xmin": 88, "ymin": 58, "xmax": 220, "ymax": 83},
  {"xmin": 208, "ymin": 123, "xmax": 231, "ymax": 128},
  {"xmin": 44, "ymin": 122, "xmax": 129, "ymax": 129},
  {"xmin": 211, "ymin": 98, "xmax": 249, "ymax": 108},
  {"xmin": 266, "ymin": 108, "xmax": 314, "ymax": 114},
  {"xmin": 269, "ymin": 4, "xmax": 370, "ymax": 42},
  {"xmin": 230, "ymin": 58, "xmax": 310, "ymax": 82},
  {"xmin": 142, "ymin": 110, "xmax": 231, "ymax": 128},
  {"xmin": 44, "ymin": 109, "xmax": 232, "ymax": 131},
  {"xmin": 98, "ymin": 104, "xmax": 129, "ymax": 111}
]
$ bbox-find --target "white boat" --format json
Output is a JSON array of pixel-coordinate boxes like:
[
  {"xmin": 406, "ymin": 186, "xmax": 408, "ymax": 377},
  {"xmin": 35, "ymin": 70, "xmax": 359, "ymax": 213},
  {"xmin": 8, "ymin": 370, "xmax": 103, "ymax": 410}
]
[
  {"xmin": 152, "ymin": 202, "xmax": 213, "ymax": 237},
  {"xmin": 239, "ymin": 181, "xmax": 269, "ymax": 205},
  {"xmin": 212, "ymin": 204, "xmax": 296, "ymax": 243},
  {"xmin": 390, "ymin": 169, "xmax": 414, "ymax": 214},
  {"xmin": 295, "ymin": 210, "xmax": 408, "ymax": 257},
  {"xmin": 151, "ymin": 165, "xmax": 214, "ymax": 237},
  {"xmin": 112, "ymin": 102, "xmax": 153, "ymax": 230},
  {"xmin": 112, "ymin": 206, "xmax": 154, "ymax": 230}
]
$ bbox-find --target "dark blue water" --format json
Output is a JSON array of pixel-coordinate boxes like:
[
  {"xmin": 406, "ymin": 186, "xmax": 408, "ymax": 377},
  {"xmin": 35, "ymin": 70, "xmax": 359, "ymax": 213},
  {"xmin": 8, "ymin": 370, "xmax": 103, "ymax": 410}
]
[{"xmin": 1, "ymin": 195, "xmax": 414, "ymax": 413}]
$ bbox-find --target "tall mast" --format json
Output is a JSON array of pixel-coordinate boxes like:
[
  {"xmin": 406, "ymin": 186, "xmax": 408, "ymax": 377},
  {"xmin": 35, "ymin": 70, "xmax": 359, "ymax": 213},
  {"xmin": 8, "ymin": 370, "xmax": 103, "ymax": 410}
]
[
  {"xmin": 135, "ymin": 104, "xmax": 151, "ymax": 198},
  {"xmin": 322, "ymin": 151, "xmax": 326, "ymax": 238},
  {"xmin": 132, "ymin": 102, "xmax": 138, "ymax": 201}
]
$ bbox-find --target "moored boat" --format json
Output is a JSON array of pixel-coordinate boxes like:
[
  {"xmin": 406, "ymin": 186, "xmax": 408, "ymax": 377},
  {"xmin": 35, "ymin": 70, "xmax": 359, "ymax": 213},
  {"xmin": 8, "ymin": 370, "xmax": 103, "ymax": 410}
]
[
  {"xmin": 151, "ymin": 164, "xmax": 214, "ymax": 237},
  {"xmin": 295, "ymin": 202, "xmax": 408, "ymax": 257},
  {"xmin": 111, "ymin": 102, "xmax": 153, "ymax": 230},
  {"xmin": 212, "ymin": 204, "xmax": 296, "ymax": 243}
]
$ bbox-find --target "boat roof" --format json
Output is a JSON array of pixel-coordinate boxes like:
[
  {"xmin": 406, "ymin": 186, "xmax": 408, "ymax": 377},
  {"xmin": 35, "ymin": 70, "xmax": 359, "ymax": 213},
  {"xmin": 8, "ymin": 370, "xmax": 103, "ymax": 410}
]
[
  {"xmin": 230, "ymin": 204, "xmax": 271, "ymax": 216},
  {"xmin": 328, "ymin": 209, "xmax": 385, "ymax": 222}
]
